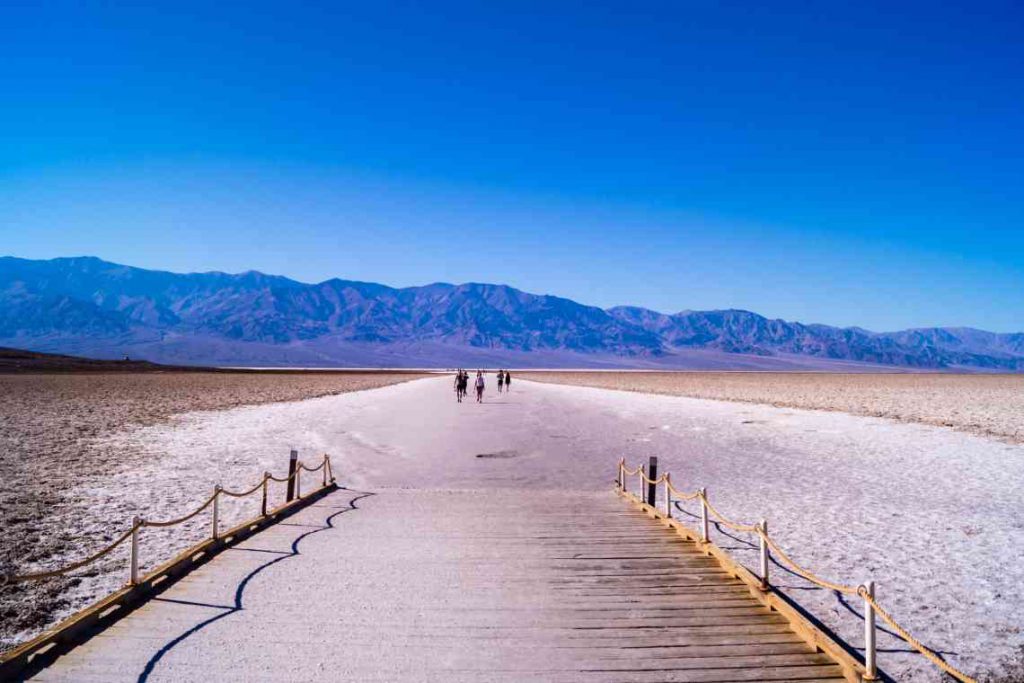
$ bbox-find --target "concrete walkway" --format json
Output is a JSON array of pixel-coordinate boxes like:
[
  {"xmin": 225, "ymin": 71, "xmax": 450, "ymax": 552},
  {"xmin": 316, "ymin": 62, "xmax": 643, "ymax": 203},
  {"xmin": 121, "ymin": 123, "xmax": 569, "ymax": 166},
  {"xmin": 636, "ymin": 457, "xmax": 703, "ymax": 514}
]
[{"xmin": 32, "ymin": 486, "xmax": 842, "ymax": 682}]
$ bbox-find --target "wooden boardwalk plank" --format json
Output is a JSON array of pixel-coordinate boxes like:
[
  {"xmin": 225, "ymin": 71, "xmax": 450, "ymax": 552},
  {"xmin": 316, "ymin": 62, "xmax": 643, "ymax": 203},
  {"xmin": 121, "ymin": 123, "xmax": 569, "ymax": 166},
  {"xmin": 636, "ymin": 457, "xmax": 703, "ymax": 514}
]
[{"xmin": 30, "ymin": 489, "xmax": 849, "ymax": 682}]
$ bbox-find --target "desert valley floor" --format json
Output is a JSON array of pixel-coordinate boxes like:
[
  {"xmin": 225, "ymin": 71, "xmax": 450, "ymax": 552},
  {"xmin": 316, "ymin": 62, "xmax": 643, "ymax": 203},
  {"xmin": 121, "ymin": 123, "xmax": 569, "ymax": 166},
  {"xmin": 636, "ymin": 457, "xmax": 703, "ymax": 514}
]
[{"xmin": 2, "ymin": 372, "xmax": 1023, "ymax": 681}]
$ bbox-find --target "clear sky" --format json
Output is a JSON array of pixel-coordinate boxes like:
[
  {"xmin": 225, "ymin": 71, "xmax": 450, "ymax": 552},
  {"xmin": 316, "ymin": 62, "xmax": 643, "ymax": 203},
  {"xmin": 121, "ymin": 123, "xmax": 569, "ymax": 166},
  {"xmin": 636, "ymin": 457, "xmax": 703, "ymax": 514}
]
[{"xmin": 1, "ymin": 1, "xmax": 1022, "ymax": 332}]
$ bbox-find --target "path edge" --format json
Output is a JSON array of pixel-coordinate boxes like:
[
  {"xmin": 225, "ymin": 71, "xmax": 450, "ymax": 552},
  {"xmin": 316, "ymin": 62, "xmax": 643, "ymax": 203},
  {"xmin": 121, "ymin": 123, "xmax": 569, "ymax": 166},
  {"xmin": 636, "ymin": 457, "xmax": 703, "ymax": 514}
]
[
  {"xmin": 0, "ymin": 483, "xmax": 339, "ymax": 681},
  {"xmin": 617, "ymin": 487, "xmax": 881, "ymax": 683}
]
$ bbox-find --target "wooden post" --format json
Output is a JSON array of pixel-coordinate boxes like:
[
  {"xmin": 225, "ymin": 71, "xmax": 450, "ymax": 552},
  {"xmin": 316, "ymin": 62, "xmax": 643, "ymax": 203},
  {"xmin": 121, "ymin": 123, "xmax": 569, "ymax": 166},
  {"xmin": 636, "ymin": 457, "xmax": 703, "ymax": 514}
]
[
  {"xmin": 699, "ymin": 488, "xmax": 709, "ymax": 543},
  {"xmin": 663, "ymin": 473, "xmax": 672, "ymax": 518},
  {"xmin": 327, "ymin": 455, "xmax": 335, "ymax": 484},
  {"xmin": 759, "ymin": 519, "xmax": 769, "ymax": 590},
  {"xmin": 129, "ymin": 516, "xmax": 141, "ymax": 586},
  {"xmin": 616, "ymin": 460, "xmax": 623, "ymax": 490},
  {"xmin": 261, "ymin": 472, "xmax": 269, "ymax": 516},
  {"xmin": 212, "ymin": 485, "xmax": 221, "ymax": 540},
  {"xmin": 638, "ymin": 465, "xmax": 645, "ymax": 500},
  {"xmin": 864, "ymin": 581, "xmax": 877, "ymax": 680},
  {"xmin": 322, "ymin": 455, "xmax": 328, "ymax": 487},
  {"xmin": 646, "ymin": 456, "xmax": 658, "ymax": 507},
  {"xmin": 296, "ymin": 462, "xmax": 302, "ymax": 499},
  {"xmin": 286, "ymin": 450, "xmax": 298, "ymax": 502}
]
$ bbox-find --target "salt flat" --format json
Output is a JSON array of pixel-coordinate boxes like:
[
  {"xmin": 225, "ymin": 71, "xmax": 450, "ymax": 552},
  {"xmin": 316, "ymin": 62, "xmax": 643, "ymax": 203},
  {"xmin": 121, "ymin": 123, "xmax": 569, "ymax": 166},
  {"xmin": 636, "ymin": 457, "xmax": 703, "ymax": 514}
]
[{"xmin": 25, "ymin": 376, "xmax": 1024, "ymax": 680}]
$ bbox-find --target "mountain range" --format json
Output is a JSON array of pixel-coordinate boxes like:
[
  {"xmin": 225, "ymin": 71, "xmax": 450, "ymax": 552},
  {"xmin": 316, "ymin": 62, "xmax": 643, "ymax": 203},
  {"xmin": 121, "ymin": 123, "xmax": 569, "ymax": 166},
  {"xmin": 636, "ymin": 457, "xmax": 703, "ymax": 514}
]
[{"xmin": 1, "ymin": 256, "xmax": 1021, "ymax": 371}]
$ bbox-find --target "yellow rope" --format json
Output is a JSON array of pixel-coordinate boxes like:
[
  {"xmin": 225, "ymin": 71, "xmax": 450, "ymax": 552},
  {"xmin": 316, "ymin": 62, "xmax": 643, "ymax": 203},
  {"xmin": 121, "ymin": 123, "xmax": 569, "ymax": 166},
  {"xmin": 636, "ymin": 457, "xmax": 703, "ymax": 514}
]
[
  {"xmin": 639, "ymin": 472, "xmax": 667, "ymax": 485},
  {"xmin": 698, "ymin": 491, "xmax": 760, "ymax": 533},
  {"xmin": 7, "ymin": 525, "xmax": 137, "ymax": 582},
  {"xmin": 221, "ymin": 476, "xmax": 267, "ymax": 498},
  {"xmin": 142, "ymin": 491, "xmax": 219, "ymax": 528},
  {"xmin": 859, "ymin": 587, "xmax": 977, "ymax": 683},
  {"xmin": 5, "ymin": 455, "xmax": 333, "ymax": 586},
  {"xmin": 757, "ymin": 530, "xmax": 859, "ymax": 594},
  {"xmin": 621, "ymin": 464, "xmax": 642, "ymax": 476},
  {"xmin": 267, "ymin": 469, "xmax": 300, "ymax": 483},
  {"xmin": 665, "ymin": 478, "xmax": 701, "ymax": 501}
]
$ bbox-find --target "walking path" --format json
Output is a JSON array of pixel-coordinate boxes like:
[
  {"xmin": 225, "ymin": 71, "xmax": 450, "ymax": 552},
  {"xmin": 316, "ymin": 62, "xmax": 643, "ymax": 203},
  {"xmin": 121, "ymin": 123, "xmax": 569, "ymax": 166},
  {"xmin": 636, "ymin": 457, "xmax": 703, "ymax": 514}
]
[
  {"xmin": 26, "ymin": 375, "xmax": 1020, "ymax": 680},
  {"xmin": 32, "ymin": 488, "xmax": 843, "ymax": 682}
]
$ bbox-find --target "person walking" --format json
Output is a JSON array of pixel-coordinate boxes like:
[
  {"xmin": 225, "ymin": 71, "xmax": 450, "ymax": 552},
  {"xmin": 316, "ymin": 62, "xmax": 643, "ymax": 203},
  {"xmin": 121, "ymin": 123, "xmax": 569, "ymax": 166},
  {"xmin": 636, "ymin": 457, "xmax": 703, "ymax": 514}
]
[
  {"xmin": 475, "ymin": 370, "xmax": 485, "ymax": 403},
  {"xmin": 504, "ymin": 370, "xmax": 511, "ymax": 391},
  {"xmin": 454, "ymin": 369, "xmax": 462, "ymax": 402},
  {"xmin": 497, "ymin": 369, "xmax": 505, "ymax": 393}
]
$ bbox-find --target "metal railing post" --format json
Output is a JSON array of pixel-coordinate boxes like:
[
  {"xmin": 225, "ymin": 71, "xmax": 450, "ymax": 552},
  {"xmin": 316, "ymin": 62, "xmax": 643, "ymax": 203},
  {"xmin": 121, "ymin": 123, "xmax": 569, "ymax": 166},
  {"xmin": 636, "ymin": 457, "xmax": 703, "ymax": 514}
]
[
  {"xmin": 261, "ymin": 472, "xmax": 269, "ymax": 516},
  {"xmin": 212, "ymin": 485, "xmax": 221, "ymax": 540},
  {"xmin": 699, "ymin": 488, "xmax": 709, "ymax": 543},
  {"xmin": 286, "ymin": 449, "xmax": 298, "ymax": 502},
  {"xmin": 864, "ymin": 580, "xmax": 877, "ymax": 680},
  {"xmin": 647, "ymin": 456, "xmax": 658, "ymax": 506},
  {"xmin": 759, "ymin": 519, "xmax": 769, "ymax": 590},
  {"xmin": 129, "ymin": 516, "xmax": 141, "ymax": 586}
]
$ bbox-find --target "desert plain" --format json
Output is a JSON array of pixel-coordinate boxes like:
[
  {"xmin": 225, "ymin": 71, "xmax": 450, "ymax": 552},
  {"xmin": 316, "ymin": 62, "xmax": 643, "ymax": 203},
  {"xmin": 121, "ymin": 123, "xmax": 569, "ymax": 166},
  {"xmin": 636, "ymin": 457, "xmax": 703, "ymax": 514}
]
[{"xmin": 1, "ymin": 369, "xmax": 1022, "ymax": 682}]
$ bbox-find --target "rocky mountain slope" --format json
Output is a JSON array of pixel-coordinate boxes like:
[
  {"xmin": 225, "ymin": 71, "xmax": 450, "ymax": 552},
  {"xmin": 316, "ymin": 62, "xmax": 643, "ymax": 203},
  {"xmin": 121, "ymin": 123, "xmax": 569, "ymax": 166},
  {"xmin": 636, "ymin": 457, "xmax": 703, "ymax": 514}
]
[{"xmin": 1, "ymin": 256, "xmax": 1021, "ymax": 370}]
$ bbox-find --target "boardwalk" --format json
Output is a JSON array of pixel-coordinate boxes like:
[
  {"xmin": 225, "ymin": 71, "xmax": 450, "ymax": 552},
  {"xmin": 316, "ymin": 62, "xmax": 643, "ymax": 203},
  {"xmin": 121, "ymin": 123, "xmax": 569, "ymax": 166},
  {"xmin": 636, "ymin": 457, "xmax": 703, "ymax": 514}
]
[{"xmin": 31, "ymin": 487, "xmax": 843, "ymax": 682}]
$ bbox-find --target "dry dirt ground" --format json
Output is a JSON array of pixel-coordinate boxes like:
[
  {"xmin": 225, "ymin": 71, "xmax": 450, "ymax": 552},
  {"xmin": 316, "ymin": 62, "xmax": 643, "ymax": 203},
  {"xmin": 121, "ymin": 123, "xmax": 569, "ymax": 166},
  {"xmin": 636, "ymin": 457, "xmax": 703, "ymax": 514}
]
[
  {"xmin": 522, "ymin": 371, "xmax": 1024, "ymax": 444},
  {"xmin": 0, "ymin": 371, "xmax": 426, "ymax": 652}
]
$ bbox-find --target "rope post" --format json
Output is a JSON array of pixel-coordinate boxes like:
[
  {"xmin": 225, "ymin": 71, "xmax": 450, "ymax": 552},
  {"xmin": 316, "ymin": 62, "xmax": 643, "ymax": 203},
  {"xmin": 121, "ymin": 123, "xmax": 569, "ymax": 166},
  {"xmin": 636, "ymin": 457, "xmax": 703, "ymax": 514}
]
[
  {"xmin": 327, "ymin": 455, "xmax": 335, "ymax": 484},
  {"xmin": 758, "ymin": 519, "xmax": 769, "ymax": 591},
  {"xmin": 261, "ymin": 472, "xmax": 269, "ymax": 516},
  {"xmin": 286, "ymin": 449, "xmax": 298, "ymax": 502},
  {"xmin": 296, "ymin": 462, "xmax": 302, "ymax": 499},
  {"xmin": 616, "ymin": 459, "xmax": 623, "ymax": 491},
  {"xmin": 663, "ymin": 472, "xmax": 672, "ymax": 518},
  {"xmin": 129, "ymin": 516, "xmax": 141, "ymax": 586},
  {"xmin": 637, "ymin": 465, "xmax": 645, "ymax": 500},
  {"xmin": 863, "ymin": 580, "xmax": 877, "ymax": 680},
  {"xmin": 646, "ymin": 456, "xmax": 658, "ymax": 507},
  {"xmin": 699, "ymin": 488, "xmax": 709, "ymax": 543},
  {"xmin": 212, "ymin": 485, "xmax": 221, "ymax": 540},
  {"xmin": 322, "ymin": 455, "xmax": 328, "ymax": 487}
]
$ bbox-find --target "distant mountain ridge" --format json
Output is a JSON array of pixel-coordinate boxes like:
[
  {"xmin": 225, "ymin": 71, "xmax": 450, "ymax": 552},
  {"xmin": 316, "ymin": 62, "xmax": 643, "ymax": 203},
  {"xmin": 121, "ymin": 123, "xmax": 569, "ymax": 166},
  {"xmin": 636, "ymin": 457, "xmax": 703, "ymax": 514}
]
[{"xmin": 1, "ymin": 256, "xmax": 1021, "ymax": 370}]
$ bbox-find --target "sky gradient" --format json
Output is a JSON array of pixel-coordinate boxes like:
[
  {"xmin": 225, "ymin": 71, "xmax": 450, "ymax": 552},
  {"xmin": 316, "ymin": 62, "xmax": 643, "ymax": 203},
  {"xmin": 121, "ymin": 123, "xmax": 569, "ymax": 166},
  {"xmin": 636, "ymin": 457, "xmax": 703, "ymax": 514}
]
[{"xmin": 2, "ymin": 1, "xmax": 1022, "ymax": 332}]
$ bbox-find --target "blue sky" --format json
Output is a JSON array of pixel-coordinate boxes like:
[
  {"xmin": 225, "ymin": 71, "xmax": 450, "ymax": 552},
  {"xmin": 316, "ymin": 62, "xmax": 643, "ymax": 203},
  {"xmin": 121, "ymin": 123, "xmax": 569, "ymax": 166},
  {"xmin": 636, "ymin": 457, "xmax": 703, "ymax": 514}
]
[{"xmin": 1, "ymin": 1, "xmax": 1022, "ymax": 332}]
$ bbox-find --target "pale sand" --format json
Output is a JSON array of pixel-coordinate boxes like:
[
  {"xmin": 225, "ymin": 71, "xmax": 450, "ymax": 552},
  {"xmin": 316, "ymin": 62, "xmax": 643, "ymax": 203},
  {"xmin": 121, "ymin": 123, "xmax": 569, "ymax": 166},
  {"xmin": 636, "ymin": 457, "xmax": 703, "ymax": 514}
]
[
  {"xmin": 0, "ymin": 371, "xmax": 426, "ymax": 650},
  {"xmin": 16, "ymin": 375, "xmax": 1019, "ymax": 681},
  {"xmin": 521, "ymin": 371, "xmax": 1024, "ymax": 444}
]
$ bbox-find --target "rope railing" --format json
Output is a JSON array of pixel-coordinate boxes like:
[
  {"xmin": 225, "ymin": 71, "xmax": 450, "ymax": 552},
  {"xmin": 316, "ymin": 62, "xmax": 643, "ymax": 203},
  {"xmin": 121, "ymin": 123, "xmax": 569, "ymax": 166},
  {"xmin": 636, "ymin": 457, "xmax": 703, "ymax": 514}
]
[
  {"xmin": 141, "ymin": 490, "xmax": 220, "ymax": 529},
  {"xmin": 616, "ymin": 458, "xmax": 977, "ymax": 683},
  {"xmin": 220, "ymin": 478, "xmax": 267, "ymax": 498},
  {"xmin": 3, "ymin": 453, "xmax": 335, "ymax": 588},
  {"xmin": 5, "ymin": 526, "xmax": 138, "ymax": 584}
]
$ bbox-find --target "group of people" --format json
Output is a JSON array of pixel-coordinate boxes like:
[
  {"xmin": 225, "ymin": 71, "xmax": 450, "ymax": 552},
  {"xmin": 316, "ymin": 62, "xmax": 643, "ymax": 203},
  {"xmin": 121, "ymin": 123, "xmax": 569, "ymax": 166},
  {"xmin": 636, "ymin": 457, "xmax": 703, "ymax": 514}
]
[{"xmin": 453, "ymin": 369, "xmax": 512, "ymax": 403}]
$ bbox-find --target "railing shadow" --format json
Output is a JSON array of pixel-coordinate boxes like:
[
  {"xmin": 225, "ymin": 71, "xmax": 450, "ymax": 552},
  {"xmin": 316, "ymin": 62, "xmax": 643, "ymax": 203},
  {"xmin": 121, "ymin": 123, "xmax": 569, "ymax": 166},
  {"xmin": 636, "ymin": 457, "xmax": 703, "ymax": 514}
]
[{"xmin": 136, "ymin": 487, "xmax": 374, "ymax": 683}]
